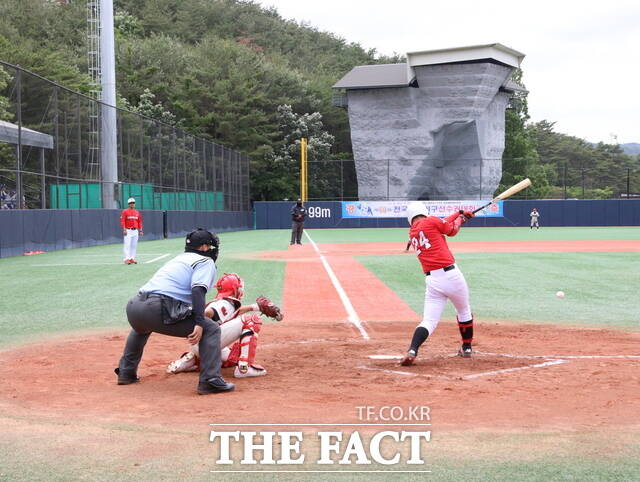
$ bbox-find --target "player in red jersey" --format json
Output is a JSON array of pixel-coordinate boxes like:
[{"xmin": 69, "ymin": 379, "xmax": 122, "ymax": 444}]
[
  {"xmin": 120, "ymin": 197, "xmax": 143, "ymax": 264},
  {"xmin": 400, "ymin": 202, "xmax": 476, "ymax": 366}
]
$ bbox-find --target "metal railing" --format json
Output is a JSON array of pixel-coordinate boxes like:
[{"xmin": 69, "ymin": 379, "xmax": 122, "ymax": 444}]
[{"xmin": 0, "ymin": 61, "xmax": 250, "ymax": 211}]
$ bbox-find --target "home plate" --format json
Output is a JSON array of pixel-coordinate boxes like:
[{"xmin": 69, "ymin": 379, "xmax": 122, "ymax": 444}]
[{"xmin": 368, "ymin": 354, "xmax": 403, "ymax": 360}]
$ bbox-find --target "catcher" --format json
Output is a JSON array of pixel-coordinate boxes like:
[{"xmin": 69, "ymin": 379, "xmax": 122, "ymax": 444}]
[{"xmin": 166, "ymin": 273, "xmax": 283, "ymax": 378}]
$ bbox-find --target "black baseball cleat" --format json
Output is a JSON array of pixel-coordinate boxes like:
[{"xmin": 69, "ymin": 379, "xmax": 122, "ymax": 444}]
[
  {"xmin": 458, "ymin": 344, "xmax": 473, "ymax": 358},
  {"xmin": 197, "ymin": 377, "xmax": 235, "ymax": 395},
  {"xmin": 114, "ymin": 367, "xmax": 140, "ymax": 385},
  {"xmin": 400, "ymin": 349, "xmax": 417, "ymax": 366}
]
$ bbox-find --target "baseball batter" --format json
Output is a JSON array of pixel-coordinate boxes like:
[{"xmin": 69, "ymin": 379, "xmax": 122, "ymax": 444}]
[
  {"xmin": 400, "ymin": 202, "xmax": 476, "ymax": 366},
  {"xmin": 167, "ymin": 273, "xmax": 283, "ymax": 378}
]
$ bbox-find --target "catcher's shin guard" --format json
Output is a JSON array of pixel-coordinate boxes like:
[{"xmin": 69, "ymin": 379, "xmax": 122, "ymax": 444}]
[{"xmin": 223, "ymin": 329, "xmax": 266, "ymax": 377}]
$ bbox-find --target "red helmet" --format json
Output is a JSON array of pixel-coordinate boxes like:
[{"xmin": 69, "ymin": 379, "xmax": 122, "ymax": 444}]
[{"xmin": 215, "ymin": 273, "xmax": 244, "ymax": 300}]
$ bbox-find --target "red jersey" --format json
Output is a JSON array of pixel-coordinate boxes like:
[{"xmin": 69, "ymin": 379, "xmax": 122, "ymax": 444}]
[
  {"xmin": 409, "ymin": 213, "xmax": 461, "ymax": 273},
  {"xmin": 120, "ymin": 208, "xmax": 143, "ymax": 230}
]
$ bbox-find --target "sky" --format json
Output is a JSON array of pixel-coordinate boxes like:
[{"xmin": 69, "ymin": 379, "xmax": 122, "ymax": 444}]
[{"xmin": 257, "ymin": 0, "xmax": 639, "ymax": 145}]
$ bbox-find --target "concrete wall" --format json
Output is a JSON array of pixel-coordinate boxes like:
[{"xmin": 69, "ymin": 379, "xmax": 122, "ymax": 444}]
[{"xmin": 346, "ymin": 62, "xmax": 513, "ymax": 200}]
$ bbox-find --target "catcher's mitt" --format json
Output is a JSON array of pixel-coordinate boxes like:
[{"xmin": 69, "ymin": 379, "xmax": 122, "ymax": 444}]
[{"xmin": 255, "ymin": 296, "xmax": 284, "ymax": 321}]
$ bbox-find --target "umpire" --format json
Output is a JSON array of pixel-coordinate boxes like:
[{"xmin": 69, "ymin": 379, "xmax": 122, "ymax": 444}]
[
  {"xmin": 290, "ymin": 198, "xmax": 307, "ymax": 245},
  {"xmin": 115, "ymin": 228, "xmax": 234, "ymax": 395}
]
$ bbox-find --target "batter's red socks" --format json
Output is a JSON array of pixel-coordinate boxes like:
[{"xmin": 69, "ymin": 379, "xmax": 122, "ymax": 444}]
[{"xmin": 457, "ymin": 318, "xmax": 474, "ymax": 344}]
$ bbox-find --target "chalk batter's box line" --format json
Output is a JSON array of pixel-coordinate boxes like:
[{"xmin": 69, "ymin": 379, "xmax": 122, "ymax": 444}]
[
  {"xmin": 359, "ymin": 350, "xmax": 571, "ymax": 380},
  {"xmin": 361, "ymin": 349, "xmax": 640, "ymax": 379},
  {"xmin": 476, "ymin": 351, "xmax": 640, "ymax": 359}
]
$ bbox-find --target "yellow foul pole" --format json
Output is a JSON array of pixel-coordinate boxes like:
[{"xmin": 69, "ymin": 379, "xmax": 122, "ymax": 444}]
[{"xmin": 300, "ymin": 138, "xmax": 308, "ymax": 201}]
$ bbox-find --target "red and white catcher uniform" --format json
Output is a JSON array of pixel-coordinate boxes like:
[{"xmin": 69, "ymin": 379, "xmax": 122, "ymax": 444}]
[
  {"xmin": 401, "ymin": 202, "xmax": 476, "ymax": 365},
  {"xmin": 167, "ymin": 273, "xmax": 279, "ymax": 378}
]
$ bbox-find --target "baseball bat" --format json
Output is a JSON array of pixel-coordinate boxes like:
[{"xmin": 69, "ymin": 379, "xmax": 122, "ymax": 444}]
[{"xmin": 471, "ymin": 178, "xmax": 532, "ymax": 214}]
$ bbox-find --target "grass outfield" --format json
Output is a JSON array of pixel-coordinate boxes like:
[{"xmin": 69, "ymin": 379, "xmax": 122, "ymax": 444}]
[
  {"xmin": 361, "ymin": 251, "xmax": 639, "ymax": 328},
  {"xmin": 0, "ymin": 227, "xmax": 638, "ymax": 347}
]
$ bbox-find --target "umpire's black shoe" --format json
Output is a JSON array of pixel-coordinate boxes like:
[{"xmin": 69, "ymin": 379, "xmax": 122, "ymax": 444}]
[
  {"xmin": 198, "ymin": 377, "xmax": 235, "ymax": 395},
  {"xmin": 114, "ymin": 367, "xmax": 140, "ymax": 385}
]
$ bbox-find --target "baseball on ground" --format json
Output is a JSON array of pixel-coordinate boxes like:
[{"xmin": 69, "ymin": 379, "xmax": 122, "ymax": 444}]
[{"xmin": 556, "ymin": 291, "xmax": 565, "ymax": 298}]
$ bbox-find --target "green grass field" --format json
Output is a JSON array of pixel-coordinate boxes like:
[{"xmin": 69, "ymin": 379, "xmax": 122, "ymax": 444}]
[{"xmin": 0, "ymin": 226, "xmax": 638, "ymax": 480}]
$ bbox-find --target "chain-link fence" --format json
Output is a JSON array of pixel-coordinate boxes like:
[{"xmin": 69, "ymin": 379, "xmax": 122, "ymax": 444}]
[
  {"xmin": 305, "ymin": 159, "xmax": 640, "ymax": 201},
  {"xmin": 0, "ymin": 61, "xmax": 249, "ymax": 211}
]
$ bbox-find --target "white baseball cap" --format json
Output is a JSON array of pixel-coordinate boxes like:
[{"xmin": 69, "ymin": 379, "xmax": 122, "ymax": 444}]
[{"xmin": 127, "ymin": 198, "xmax": 136, "ymax": 203}]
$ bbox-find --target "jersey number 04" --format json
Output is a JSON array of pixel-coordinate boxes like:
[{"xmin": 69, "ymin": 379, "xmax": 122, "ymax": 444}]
[{"xmin": 411, "ymin": 232, "xmax": 431, "ymax": 254}]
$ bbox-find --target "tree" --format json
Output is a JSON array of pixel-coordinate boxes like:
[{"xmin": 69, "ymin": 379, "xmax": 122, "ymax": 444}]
[
  {"xmin": 500, "ymin": 69, "xmax": 551, "ymax": 199},
  {"xmin": 252, "ymin": 104, "xmax": 334, "ymax": 200}
]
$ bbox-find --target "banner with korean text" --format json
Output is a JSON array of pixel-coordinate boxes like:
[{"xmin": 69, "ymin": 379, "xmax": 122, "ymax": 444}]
[{"xmin": 341, "ymin": 200, "xmax": 504, "ymax": 219}]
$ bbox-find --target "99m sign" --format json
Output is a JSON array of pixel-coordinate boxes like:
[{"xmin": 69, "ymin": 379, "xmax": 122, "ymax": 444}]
[{"xmin": 307, "ymin": 205, "xmax": 331, "ymax": 218}]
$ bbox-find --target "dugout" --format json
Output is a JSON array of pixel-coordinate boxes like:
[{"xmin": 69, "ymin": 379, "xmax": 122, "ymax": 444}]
[{"xmin": 0, "ymin": 120, "xmax": 54, "ymax": 209}]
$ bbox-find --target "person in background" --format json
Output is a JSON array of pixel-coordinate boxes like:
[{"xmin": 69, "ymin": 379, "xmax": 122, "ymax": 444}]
[
  {"xmin": 530, "ymin": 208, "xmax": 540, "ymax": 230},
  {"xmin": 290, "ymin": 198, "xmax": 307, "ymax": 245},
  {"xmin": 0, "ymin": 185, "xmax": 7, "ymax": 209},
  {"xmin": 120, "ymin": 197, "xmax": 143, "ymax": 264}
]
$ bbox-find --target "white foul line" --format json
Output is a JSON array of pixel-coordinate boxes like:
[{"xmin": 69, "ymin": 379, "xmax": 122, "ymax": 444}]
[
  {"xmin": 145, "ymin": 253, "xmax": 170, "ymax": 264},
  {"xmin": 304, "ymin": 231, "xmax": 370, "ymax": 340}
]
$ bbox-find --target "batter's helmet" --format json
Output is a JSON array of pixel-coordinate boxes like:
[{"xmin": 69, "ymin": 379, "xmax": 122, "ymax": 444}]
[
  {"xmin": 406, "ymin": 201, "xmax": 429, "ymax": 225},
  {"xmin": 215, "ymin": 273, "xmax": 244, "ymax": 300}
]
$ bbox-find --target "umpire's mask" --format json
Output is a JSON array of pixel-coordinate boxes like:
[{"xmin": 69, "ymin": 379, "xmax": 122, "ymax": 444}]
[{"xmin": 185, "ymin": 228, "xmax": 220, "ymax": 262}]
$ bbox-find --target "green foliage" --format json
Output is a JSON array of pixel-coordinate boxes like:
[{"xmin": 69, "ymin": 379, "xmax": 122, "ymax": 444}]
[
  {"xmin": 120, "ymin": 88, "xmax": 182, "ymax": 126},
  {"xmin": 253, "ymin": 104, "xmax": 335, "ymax": 200},
  {"xmin": 1, "ymin": 0, "xmax": 636, "ymax": 201},
  {"xmin": 530, "ymin": 120, "xmax": 640, "ymax": 198}
]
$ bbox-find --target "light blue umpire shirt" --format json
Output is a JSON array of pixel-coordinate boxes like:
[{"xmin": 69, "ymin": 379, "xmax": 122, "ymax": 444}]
[{"xmin": 140, "ymin": 252, "xmax": 217, "ymax": 303}]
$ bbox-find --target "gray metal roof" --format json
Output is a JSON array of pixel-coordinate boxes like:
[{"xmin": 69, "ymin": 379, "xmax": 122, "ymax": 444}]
[
  {"xmin": 333, "ymin": 43, "xmax": 526, "ymax": 92},
  {"xmin": 0, "ymin": 120, "xmax": 54, "ymax": 149},
  {"xmin": 332, "ymin": 63, "xmax": 413, "ymax": 90}
]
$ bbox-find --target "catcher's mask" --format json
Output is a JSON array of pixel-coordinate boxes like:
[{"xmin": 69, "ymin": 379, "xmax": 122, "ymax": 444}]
[
  {"xmin": 215, "ymin": 273, "xmax": 244, "ymax": 300},
  {"xmin": 185, "ymin": 228, "xmax": 220, "ymax": 262},
  {"xmin": 406, "ymin": 201, "xmax": 429, "ymax": 225}
]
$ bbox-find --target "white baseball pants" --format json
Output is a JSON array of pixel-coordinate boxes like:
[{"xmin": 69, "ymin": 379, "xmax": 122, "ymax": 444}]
[
  {"xmin": 418, "ymin": 265, "xmax": 472, "ymax": 335},
  {"xmin": 123, "ymin": 229, "xmax": 139, "ymax": 261}
]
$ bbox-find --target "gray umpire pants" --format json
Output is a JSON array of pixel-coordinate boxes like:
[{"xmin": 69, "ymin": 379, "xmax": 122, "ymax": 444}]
[
  {"xmin": 118, "ymin": 293, "xmax": 222, "ymax": 383},
  {"xmin": 290, "ymin": 221, "xmax": 304, "ymax": 244}
]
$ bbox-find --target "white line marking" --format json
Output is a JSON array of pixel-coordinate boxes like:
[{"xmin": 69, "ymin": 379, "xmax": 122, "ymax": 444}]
[
  {"xmin": 477, "ymin": 351, "xmax": 640, "ymax": 360},
  {"xmin": 462, "ymin": 359, "xmax": 568, "ymax": 379},
  {"xmin": 304, "ymin": 231, "xmax": 370, "ymax": 340},
  {"xmin": 145, "ymin": 253, "xmax": 170, "ymax": 264},
  {"xmin": 551, "ymin": 355, "xmax": 640, "ymax": 359},
  {"xmin": 358, "ymin": 357, "xmax": 569, "ymax": 380},
  {"xmin": 357, "ymin": 365, "xmax": 448, "ymax": 379},
  {"xmin": 32, "ymin": 263, "xmax": 123, "ymax": 267},
  {"xmin": 369, "ymin": 354, "xmax": 403, "ymax": 360}
]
